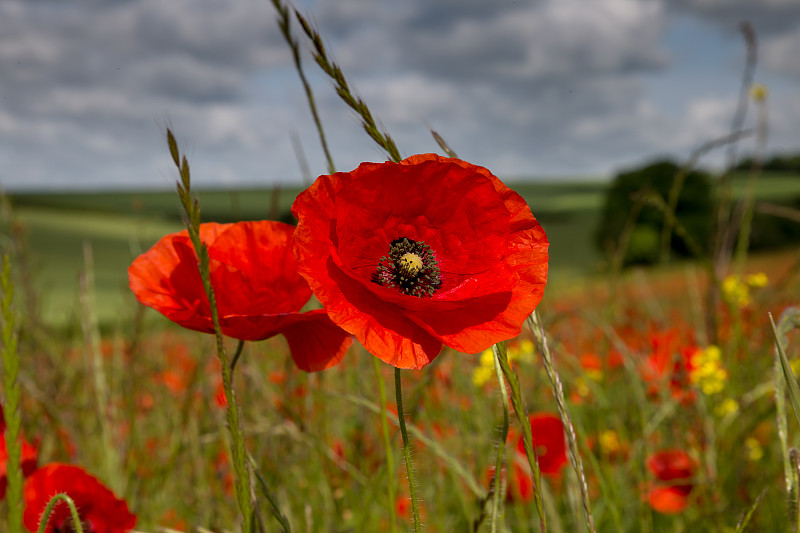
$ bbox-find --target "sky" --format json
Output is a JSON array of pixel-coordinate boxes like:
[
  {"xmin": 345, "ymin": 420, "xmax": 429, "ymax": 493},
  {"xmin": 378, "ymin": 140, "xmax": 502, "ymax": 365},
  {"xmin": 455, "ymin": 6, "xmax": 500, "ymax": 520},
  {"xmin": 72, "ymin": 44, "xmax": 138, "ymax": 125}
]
[{"xmin": 0, "ymin": 0, "xmax": 798, "ymax": 191}]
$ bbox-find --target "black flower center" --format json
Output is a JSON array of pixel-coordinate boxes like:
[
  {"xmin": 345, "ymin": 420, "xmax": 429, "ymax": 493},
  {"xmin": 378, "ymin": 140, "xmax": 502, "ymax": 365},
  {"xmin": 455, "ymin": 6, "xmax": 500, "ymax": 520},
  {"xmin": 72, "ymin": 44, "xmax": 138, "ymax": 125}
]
[{"xmin": 372, "ymin": 237, "xmax": 441, "ymax": 297}]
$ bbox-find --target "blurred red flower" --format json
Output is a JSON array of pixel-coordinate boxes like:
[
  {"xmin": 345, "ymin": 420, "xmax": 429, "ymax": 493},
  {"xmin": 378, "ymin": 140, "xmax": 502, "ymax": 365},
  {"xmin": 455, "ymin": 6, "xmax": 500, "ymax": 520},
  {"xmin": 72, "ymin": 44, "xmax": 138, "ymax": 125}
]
[
  {"xmin": 0, "ymin": 434, "xmax": 38, "ymax": 500},
  {"xmin": 517, "ymin": 413, "xmax": 568, "ymax": 476},
  {"xmin": 0, "ymin": 406, "xmax": 39, "ymax": 500},
  {"xmin": 292, "ymin": 154, "xmax": 549, "ymax": 369},
  {"xmin": 129, "ymin": 220, "xmax": 352, "ymax": 372},
  {"xmin": 646, "ymin": 449, "xmax": 696, "ymax": 514},
  {"xmin": 23, "ymin": 463, "xmax": 136, "ymax": 533}
]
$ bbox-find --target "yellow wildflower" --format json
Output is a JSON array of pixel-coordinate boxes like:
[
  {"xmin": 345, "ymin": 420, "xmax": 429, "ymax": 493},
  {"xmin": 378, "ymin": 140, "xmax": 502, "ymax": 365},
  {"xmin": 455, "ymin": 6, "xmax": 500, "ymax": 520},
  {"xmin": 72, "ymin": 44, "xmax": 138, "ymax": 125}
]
[
  {"xmin": 599, "ymin": 430, "xmax": 621, "ymax": 455},
  {"xmin": 745, "ymin": 437, "xmax": 763, "ymax": 462},
  {"xmin": 714, "ymin": 398, "xmax": 739, "ymax": 417},
  {"xmin": 750, "ymin": 84, "xmax": 768, "ymax": 102}
]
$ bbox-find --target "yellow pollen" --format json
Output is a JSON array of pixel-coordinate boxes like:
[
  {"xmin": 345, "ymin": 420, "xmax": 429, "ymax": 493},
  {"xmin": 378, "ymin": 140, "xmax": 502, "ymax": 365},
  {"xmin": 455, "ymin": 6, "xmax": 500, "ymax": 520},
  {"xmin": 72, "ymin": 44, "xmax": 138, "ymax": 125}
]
[{"xmin": 399, "ymin": 252, "xmax": 423, "ymax": 277}]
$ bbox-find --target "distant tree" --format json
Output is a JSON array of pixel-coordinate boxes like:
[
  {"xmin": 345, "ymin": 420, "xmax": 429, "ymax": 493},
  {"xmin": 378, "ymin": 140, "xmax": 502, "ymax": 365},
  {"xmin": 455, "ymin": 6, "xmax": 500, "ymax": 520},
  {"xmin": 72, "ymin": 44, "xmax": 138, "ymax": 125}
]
[{"xmin": 595, "ymin": 160, "xmax": 713, "ymax": 267}]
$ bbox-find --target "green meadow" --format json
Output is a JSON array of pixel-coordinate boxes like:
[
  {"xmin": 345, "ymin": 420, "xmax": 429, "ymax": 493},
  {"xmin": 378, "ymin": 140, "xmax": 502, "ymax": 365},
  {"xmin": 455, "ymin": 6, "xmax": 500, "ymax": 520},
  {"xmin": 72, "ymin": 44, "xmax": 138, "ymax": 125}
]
[{"xmin": 5, "ymin": 171, "xmax": 800, "ymax": 326}]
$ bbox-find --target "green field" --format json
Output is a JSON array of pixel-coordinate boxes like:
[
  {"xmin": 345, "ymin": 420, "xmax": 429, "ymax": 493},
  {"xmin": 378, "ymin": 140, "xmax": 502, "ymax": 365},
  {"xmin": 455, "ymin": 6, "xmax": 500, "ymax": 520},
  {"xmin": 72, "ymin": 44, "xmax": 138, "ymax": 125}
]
[{"xmin": 3, "ymin": 171, "xmax": 800, "ymax": 326}]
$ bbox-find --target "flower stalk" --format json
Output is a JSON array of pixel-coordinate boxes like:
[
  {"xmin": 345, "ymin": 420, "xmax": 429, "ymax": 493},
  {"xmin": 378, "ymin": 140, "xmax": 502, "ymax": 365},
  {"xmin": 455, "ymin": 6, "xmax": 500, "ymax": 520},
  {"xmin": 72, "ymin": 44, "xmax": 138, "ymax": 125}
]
[
  {"xmin": 493, "ymin": 341, "xmax": 547, "ymax": 533},
  {"xmin": 395, "ymin": 367, "xmax": 421, "ymax": 532},
  {"xmin": 167, "ymin": 128, "xmax": 255, "ymax": 533},
  {"xmin": 1, "ymin": 255, "xmax": 23, "ymax": 533},
  {"xmin": 528, "ymin": 311, "xmax": 596, "ymax": 533},
  {"xmin": 373, "ymin": 358, "xmax": 398, "ymax": 533},
  {"xmin": 36, "ymin": 494, "xmax": 85, "ymax": 533}
]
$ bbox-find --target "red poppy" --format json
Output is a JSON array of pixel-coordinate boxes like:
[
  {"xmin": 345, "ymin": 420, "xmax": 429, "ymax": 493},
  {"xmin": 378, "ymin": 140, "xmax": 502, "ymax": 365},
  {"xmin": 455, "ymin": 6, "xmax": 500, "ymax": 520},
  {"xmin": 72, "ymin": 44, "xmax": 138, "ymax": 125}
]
[
  {"xmin": 128, "ymin": 220, "xmax": 352, "ymax": 372},
  {"xmin": 516, "ymin": 413, "xmax": 568, "ymax": 475},
  {"xmin": 0, "ymin": 405, "xmax": 39, "ymax": 500},
  {"xmin": 23, "ymin": 463, "xmax": 136, "ymax": 533},
  {"xmin": 0, "ymin": 434, "xmax": 38, "ymax": 500},
  {"xmin": 291, "ymin": 154, "xmax": 549, "ymax": 369},
  {"xmin": 646, "ymin": 449, "xmax": 696, "ymax": 514}
]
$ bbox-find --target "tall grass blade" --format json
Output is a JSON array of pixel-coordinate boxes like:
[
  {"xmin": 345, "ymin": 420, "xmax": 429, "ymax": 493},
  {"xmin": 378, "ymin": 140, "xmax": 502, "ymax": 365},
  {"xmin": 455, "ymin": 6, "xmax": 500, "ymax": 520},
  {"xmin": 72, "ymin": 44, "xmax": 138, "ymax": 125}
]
[
  {"xmin": 734, "ymin": 487, "xmax": 766, "ymax": 533},
  {"xmin": 167, "ymin": 128, "xmax": 256, "ymax": 533},
  {"xmin": 1, "ymin": 255, "xmax": 23, "ymax": 533},
  {"xmin": 529, "ymin": 311, "xmax": 597, "ymax": 533},
  {"xmin": 372, "ymin": 357, "xmax": 398, "ymax": 533},
  {"xmin": 489, "ymin": 345, "xmax": 510, "ymax": 533},
  {"xmin": 494, "ymin": 341, "xmax": 547, "ymax": 532}
]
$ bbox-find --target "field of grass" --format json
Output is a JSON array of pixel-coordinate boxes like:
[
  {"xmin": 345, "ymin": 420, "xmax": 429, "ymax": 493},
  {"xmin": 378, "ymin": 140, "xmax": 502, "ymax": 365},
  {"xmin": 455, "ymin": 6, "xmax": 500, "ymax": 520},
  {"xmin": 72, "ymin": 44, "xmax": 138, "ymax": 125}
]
[
  {"xmin": 5, "ymin": 171, "xmax": 800, "ymax": 327},
  {"xmin": 3, "ymin": 165, "xmax": 800, "ymax": 532}
]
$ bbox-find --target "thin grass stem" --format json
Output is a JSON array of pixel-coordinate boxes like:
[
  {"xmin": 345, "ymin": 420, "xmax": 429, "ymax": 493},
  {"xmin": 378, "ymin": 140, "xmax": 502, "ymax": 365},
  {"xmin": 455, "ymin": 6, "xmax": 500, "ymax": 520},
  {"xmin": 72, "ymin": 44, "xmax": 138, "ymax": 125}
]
[
  {"xmin": 493, "ymin": 341, "xmax": 547, "ymax": 533},
  {"xmin": 168, "ymin": 128, "xmax": 255, "ymax": 533},
  {"xmin": 394, "ymin": 367, "xmax": 421, "ymax": 532},
  {"xmin": 529, "ymin": 311, "xmax": 597, "ymax": 533},
  {"xmin": 372, "ymin": 357, "xmax": 398, "ymax": 533},
  {"xmin": 490, "ymin": 346, "xmax": 510, "ymax": 533},
  {"xmin": 270, "ymin": 0, "xmax": 335, "ymax": 174},
  {"xmin": 293, "ymin": 10, "xmax": 402, "ymax": 163},
  {"xmin": 1, "ymin": 255, "xmax": 23, "ymax": 533}
]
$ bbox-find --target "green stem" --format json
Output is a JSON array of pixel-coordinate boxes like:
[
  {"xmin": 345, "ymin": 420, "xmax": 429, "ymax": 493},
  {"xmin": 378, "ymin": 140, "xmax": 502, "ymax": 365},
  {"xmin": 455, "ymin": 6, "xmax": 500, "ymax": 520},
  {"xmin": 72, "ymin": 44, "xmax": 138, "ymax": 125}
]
[
  {"xmin": 36, "ymin": 494, "xmax": 85, "ymax": 533},
  {"xmin": 270, "ymin": 0, "xmax": 335, "ymax": 175},
  {"xmin": 168, "ymin": 128, "xmax": 255, "ymax": 533},
  {"xmin": 1, "ymin": 255, "xmax": 23, "ymax": 533},
  {"xmin": 529, "ymin": 312, "xmax": 596, "ymax": 533},
  {"xmin": 490, "ymin": 346, "xmax": 510, "ymax": 533},
  {"xmin": 248, "ymin": 453, "xmax": 292, "ymax": 533},
  {"xmin": 394, "ymin": 367, "xmax": 421, "ymax": 532},
  {"xmin": 373, "ymin": 358, "xmax": 398, "ymax": 533},
  {"xmin": 494, "ymin": 341, "xmax": 547, "ymax": 533}
]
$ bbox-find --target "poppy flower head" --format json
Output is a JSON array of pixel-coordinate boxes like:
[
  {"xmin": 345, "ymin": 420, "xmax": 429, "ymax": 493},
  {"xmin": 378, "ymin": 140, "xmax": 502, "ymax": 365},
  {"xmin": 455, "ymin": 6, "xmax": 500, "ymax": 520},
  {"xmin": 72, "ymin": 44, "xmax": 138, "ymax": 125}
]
[
  {"xmin": 128, "ymin": 220, "xmax": 352, "ymax": 372},
  {"xmin": 292, "ymin": 154, "xmax": 548, "ymax": 369},
  {"xmin": 23, "ymin": 463, "xmax": 137, "ymax": 533},
  {"xmin": 0, "ymin": 433, "xmax": 39, "ymax": 500},
  {"xmin": 517, "ymin": 413, "xmax": 568, "ymax": 475},
  {"xmin": 646, "ymin": 449, "xmax": 696, "ymax": 514}
]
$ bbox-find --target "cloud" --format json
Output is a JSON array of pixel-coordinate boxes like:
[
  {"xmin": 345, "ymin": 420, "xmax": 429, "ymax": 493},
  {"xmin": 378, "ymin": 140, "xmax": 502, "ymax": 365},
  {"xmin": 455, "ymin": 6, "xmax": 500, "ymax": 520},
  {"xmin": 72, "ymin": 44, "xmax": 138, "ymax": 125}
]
[{"xmin": 0, "ymin": 0, "xmax": 797, "ymax": 191}]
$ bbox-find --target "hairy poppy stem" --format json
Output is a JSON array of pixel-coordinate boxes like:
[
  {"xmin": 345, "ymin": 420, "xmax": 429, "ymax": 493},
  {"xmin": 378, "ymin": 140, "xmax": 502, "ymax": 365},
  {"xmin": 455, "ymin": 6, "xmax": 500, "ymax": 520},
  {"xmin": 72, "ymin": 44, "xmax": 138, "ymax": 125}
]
[
  {"xmin": 394, "ymin": 367, "xmax": 421, "ymax": 531},
  {"xmin": 36, "ymin": 494, "xmax": 85, "ymax": 533},
  {"xmin": 1, "ymin": 255, "xmax": 24, "ymax": 533},
  {"xmin": 373, "ymin": 358, "xmax": 398, "ymax": 533}
]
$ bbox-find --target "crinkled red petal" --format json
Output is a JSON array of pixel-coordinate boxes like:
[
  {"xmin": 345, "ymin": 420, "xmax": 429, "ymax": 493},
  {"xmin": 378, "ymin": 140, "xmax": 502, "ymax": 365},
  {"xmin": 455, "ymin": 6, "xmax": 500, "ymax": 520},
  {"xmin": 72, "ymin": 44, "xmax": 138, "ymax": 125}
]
[
  {"xmin": 292, "ymin": 155, "xmax": 548, "ymax": 368},
  {"xmin": 23, "ymin": 463, "xmax": 137, "ymax": 533},
  {"xmin": 129, "ymin": 221, "xmax": 348, "ymax": 370}
]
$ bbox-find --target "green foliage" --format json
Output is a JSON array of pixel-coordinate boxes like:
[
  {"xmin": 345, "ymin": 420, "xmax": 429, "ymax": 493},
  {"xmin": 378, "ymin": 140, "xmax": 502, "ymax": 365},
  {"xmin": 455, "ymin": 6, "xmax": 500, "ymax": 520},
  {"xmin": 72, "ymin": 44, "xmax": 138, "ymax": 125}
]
[
  {"xmin": 736, "ymin": 152, "xmax": 800, "ymax": 173},
  {"xmin": 595, "ymin": 160, "xmax": 714, "ymax": 266}
]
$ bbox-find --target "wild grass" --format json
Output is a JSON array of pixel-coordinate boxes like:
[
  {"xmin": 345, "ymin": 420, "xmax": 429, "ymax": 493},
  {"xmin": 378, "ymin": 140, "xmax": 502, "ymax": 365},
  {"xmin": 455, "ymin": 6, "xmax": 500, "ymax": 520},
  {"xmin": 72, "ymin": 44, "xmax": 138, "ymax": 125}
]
[{"xmin": 2, "ymin": 4, "xmax": 800, "ymax": 533}]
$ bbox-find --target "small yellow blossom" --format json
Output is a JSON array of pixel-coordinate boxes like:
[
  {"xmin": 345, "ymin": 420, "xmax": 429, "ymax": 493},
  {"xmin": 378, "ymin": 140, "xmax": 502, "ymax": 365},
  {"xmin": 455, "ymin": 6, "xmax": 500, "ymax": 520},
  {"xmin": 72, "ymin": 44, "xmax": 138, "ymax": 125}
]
[
  {"xmin": 750, "ymin": 84, "xmax": 768, "ymax": 102},
  {"xmin": 722, "ymin": 272, "xmax": 768, "ymax": 309},
  {"xmin": 472, "ymin": 341, "xmax": 534, "ymax": 387},
  {"xmin": 574, "ymin": 376, "xmax": 591, "ymax": 398},
  {"xmin": 745, "ymin": 272, "xmax": 768, "ymax": 288},
  {"xmin": 599, "ymin": 430, "xmax": 621, "ymax": 455},
  {"xmin": 722, "ymin": 275, "xmax": 750, "ymax": 308},
  {"xmin": 745, "ymin": 437, "xmax": 763, "ymax": 462},
  {"xmin": 472, "ymin": 365, "xmax": 494, "ymax": 388},
  {"xmin": 714, "ymin": 398, "xmax": 739, "ymax": 417},
  {"xmin": 791, "ymin": 359, "xmax": 800, "ymax": 377},
  {"xmin": 690, "ymin": 345, "xmax": 728, "ymax": 395},
  {"xmin": 585, "ymin": 368, "xmax": 603, "ymax": 382}
]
